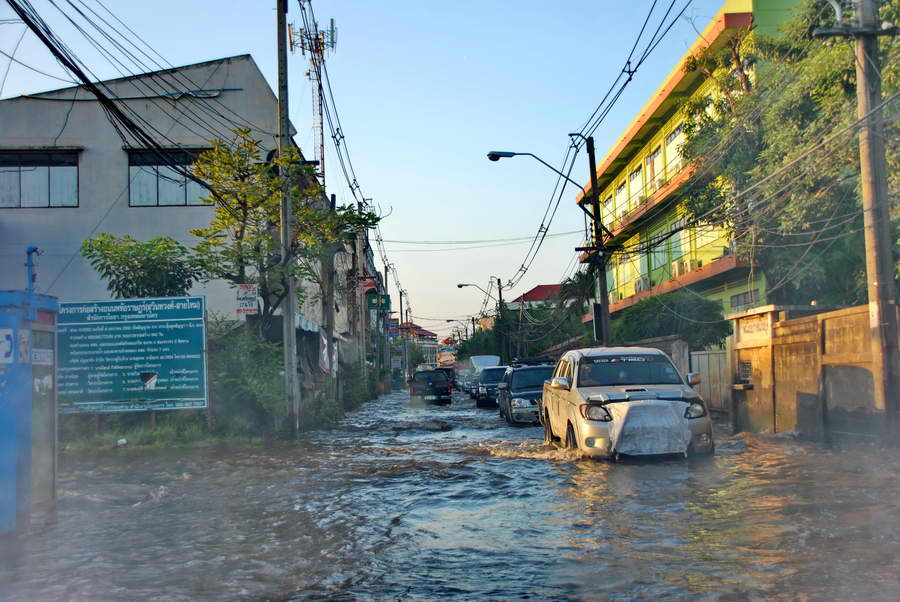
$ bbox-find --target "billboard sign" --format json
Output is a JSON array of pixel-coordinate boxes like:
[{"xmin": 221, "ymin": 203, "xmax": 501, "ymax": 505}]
[{"xmin": 57, "ymin": 297, "xmax": 207, "ymax": 413}]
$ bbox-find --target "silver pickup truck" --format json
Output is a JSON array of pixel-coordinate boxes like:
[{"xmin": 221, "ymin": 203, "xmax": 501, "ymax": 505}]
[{"xmin": 541, "ymin": 346, "xmax": 714, "ymax": 459}]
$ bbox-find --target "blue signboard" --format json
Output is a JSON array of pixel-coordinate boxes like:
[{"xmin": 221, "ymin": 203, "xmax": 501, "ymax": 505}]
[{"xmin": 57, "ymin": 297, "xmax": 207, "ymax": 413}]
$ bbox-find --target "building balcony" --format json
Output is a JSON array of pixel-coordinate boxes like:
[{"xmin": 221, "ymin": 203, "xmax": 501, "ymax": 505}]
[{"xmin": 582, "ymin": 253, "xmax": 749, "ymax": 322}]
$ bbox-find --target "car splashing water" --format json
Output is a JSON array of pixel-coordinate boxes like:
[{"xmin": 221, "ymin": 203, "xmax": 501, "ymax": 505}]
[{"xmin": 4, "ymin": 390, "xmax": 900, "ymax": 600}]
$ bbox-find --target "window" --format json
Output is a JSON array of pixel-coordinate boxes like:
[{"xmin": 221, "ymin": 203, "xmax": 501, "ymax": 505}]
[
  {"xmin": 578, "ymin": 354, "xmax": 683, "ymax": 387},
  {"xmin": 646, "ymin": 146, "xmax": 663, "ymax": 192},
  {"xmin": 629, "ymin": 165, "xmax": 643, "ymax": 205},
  {"xmin": 730, "ymin": 289, "xmax": 760, "ymax": 311},
  {"xmin": 664, "ymin": 124, "xmax": 684, "ymax": 174},
  {"xmin": 648, "ymin": 224, "xmax": 668, "ymax": 271},
  {"xmin": 602, "ymin": 196, "xmax": 613, "ymax": 222},
  {"xmin": 128, "ymin": 150, "xmax": 207, "ymax": 207},
  {"xmin": 0, "ymin": 151, "xmax": 78, "ymax": 208},
  {"xmin": 614, "ymin": 181, "xmax": 627, "ymax": 221}
]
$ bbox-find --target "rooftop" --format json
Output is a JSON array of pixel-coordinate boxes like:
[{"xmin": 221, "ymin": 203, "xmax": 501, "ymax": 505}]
[{"xmin": 512, "ymin": 284, "xmax": 562, "ymax": 303}]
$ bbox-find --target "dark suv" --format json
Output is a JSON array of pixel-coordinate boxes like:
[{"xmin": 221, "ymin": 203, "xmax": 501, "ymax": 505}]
[
  {"xmin": 408, "ymin": 370, "xmax": 452, "ymax": 405},
  {"xmin": 433, "ymin": 366, "xmax": 457, "ymax": 390},
  {"xmin": 475, "ymin": 366, "xmax": 508, "ymax": 408},
  {"xmin": 497, "ymin": 363, "xmax": 555, "ymax": 425}
]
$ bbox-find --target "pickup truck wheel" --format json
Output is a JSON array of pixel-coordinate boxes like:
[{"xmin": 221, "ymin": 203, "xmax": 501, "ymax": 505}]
[
  {"xmin": 565, "ymin": 423, "xmax": 578, "ymax": 450},
  {"xmin": 543, "ymin": 412, "xmax": 554, "ymax": 444}
]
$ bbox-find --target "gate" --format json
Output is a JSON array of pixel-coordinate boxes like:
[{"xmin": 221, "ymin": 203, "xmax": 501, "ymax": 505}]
[{"xmin": 689, "ymin": 350, "xmax": 728, "ymax": 412}]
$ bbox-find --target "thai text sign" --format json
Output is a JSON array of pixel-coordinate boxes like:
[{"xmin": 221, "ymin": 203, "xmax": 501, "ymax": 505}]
[
  {"xmin": 57, "ymin": 297, "xmax": 207, "ymax": 413},
  {"xmin": 236, "ymin": 284, "xmax": 259, "ymax": 315}
]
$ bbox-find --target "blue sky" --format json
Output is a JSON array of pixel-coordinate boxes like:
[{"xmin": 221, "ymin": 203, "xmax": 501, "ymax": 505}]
[{"xmin": 1, "ymin": 0, "xmax": 726, "ymax": 337}]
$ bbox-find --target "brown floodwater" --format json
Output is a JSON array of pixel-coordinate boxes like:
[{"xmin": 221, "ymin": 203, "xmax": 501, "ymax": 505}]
[{"xmin": 3, "ymin": 390, "xmax": 900, "ymax": 600}]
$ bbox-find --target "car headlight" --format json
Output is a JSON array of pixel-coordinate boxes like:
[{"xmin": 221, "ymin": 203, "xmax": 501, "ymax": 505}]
[
  {"xmin": 478, "ymin": 386, "xmax": 486, "ymax": 393},
  {"xmin": 685, "ymin": 401, "xmax": 707, "ymax": 419},
  {"xmin": 510, "ymin": 398, "xmax": 531, "ymax": 408},
  {"xmin": 579, "ymin": 404, "xmax": 612, "ymax": 422}
]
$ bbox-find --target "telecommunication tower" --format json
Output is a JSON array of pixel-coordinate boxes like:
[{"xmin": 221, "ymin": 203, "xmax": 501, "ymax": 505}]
[{"xmin": 290, "ymin": 9, "xmax": 336, "ymax": 182}]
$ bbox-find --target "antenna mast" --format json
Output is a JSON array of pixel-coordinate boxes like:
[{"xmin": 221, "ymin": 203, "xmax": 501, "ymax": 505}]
[{"xmin": 293, "ymin": 5, "xmax": 336, "ymax": 183}]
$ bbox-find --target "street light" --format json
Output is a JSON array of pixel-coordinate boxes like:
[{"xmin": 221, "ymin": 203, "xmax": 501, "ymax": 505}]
[
  {"xmin": 486, "ymin": 138, "xmax": 612, "ymax": 346},
  {"xmin": 486, "ymin": 151, "xmax": 586, "ymax": 192},
  {"xmin": 456, "ymin": 283, "xmax": 497, "ymax": 301}
]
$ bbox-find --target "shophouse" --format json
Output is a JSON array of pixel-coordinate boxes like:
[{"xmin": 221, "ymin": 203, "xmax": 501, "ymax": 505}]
[{"xmin": 578, "ymin": 0, "xmax": 799, "ymax": 323}]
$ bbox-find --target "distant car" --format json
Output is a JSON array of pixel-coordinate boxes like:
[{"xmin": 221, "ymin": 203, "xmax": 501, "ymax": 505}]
[
  {"xmin": 433, "ymin": 366, "xmax": 457, "ymax": 390},
  {"xmin": 408, "ymin": 370, "xmax": 452, "ymax": 405},
  {"xmin": 541, "ymin": 347, "xmax": 714, "ymax": 459},
  {"xmin": 475, "ymin": 366, "xmax": 508, "ymax": 408},
  {"xmin": 497, "ymin": 363, "xmax": 555, "ymax": 425}
]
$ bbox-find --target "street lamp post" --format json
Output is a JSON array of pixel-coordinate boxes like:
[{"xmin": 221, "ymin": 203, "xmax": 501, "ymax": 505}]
[
  {"xmin": 487, "ymin": 139, "xmax": 613, "ymax": 345},
  {"xmin": 457, "ymin": 282, "xmax": 507, "ymax": 361}
]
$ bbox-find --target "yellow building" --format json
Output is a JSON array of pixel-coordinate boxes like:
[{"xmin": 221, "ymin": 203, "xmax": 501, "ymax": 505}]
[{"xmin": 578, "ymin": 0, "xmax": 799, "ymax": 320}]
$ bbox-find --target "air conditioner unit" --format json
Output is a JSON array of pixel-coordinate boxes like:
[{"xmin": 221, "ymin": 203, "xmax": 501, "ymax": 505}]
[
  {"xmin": 671, "ymin": 260, "xmax": 685, "ymax": 278},
  {"xmin": 685, "ymin": 259, "xmax": 700, "ymax": 272},
  {"xmin": 609, "ymin": 291, "xmax": 621, "ymax": 303},
  {"xmin": 635, "ymin": 276, "xmax": 651, "ymax": 292}
]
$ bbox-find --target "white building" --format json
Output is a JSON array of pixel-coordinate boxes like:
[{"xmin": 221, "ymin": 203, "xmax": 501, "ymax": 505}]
[{"xmin": 0, "ymin": 54, "xmax": 347, "ymax": 337}]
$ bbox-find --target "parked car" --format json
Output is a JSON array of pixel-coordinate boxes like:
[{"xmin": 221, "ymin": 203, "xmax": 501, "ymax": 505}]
[
  {"xmin": 456, "ymin": 369, "xmax": 473, "ymax": 392},
  {"xmin": 408, "ymin": 369, "xmax": 452, "ymax": 405},
  {"xmin": 541, "ymin": 347, "xmax": 714, "ymax": 459},
  {"xmin": 475, "ymin": 366, "xmax": 508, "ymax": 408},
  {"xmin": 497, "ymin": 362, "xmax": 555, "ymax": 425}
]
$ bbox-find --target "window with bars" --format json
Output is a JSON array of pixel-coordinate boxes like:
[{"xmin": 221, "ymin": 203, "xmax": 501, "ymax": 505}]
[
  {"xmin": 0, "ymin": 151, "xmax": 78, "ymax": 208},
  {"xmin": 664, "ymin": 123, "xmax": 684, "ymax": 173},
  {"xmin": 629, "ymin": 165, "xmax": 643, "ymax": 205},
  {"xmin": 128, "ymin": 150, "xmax": 207, "ymax": 207},
  {"xmin": 646, "ymin": 146, "xmax": 663, "ymax": 192},
  {"xmin": 730, "ymin": 289, "xmax": 760, "ymax": 311}
]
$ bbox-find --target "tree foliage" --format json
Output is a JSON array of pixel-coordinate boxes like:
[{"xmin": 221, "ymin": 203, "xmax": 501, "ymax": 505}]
[
  {"xmin": 81, "ymin": 234, "xmax": 199, "ymax": 299},
  {"xmin": 612, "ymin": 290, "xmax": 731, "ymax": 349},
  {"xmin": 678, "ymin": 0, "xmax": 899, "ymax": 305},
  {"xmin": 191, "ymin": 129, "xmax": 377, "ymax": 328}
]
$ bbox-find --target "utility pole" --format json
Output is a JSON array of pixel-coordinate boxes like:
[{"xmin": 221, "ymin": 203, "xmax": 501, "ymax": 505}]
[
  {"xmin": 354, "ymin": 202, "xmax": 367, "ymax": 380},
  {"xmin": 322, "ymin": 193, "xmax": 337, "ymax": 400},
  {"xmin": 472, "ymin": 316, "xmax": 477, "ymax": 339},
  {"xmin": 586, "ymin": 136, "xmax": 610, "ymax": 346},
  {"xmin": 277, "ymin": 0, "xmax": 300, "ymax": 436},
  {"xmin": 495, "ymin": 276, "xmax": 506, "ymax": 362},
  {"xmin": 813, "ymin": 0, "xmax": 899, "ymax": 434}
]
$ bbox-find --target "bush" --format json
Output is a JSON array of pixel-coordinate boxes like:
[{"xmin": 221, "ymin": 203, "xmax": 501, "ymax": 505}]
[
  {"xmin": 612, "ymin": 290, "xmax": 732, "ymax": 349},
  {"xmin": 207, "ymin": 318, "xmax": 287, "ymax": 438}
]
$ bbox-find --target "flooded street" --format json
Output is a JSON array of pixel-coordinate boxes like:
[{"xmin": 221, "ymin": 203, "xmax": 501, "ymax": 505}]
[{"xmin": 5, "ymin": 390, "xmax": 900, "ymax": 601}]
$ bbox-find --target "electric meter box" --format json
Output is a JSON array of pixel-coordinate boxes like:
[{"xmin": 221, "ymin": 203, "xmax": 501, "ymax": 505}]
[{"xmin": 0, "ymin": 291, "xmax": 58, "ymax": 537}]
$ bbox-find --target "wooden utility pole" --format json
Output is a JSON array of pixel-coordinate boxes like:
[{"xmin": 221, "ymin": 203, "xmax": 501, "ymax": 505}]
[
  {"xmin": 355, "ymin": 206, "xmax": 368, "ymax": 381},
  {"xmin": 814, "ymin": 0, "xmax": 899, "ymax": 434},
  {"xmin": 277, "ymin": 0, "xmax": 301, "ymax": 436},
  {"xmin": 495, "ymin": 276, "xmax": 507, "ymax": 362}
]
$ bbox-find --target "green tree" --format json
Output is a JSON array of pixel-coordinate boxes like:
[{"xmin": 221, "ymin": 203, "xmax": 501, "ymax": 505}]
[
  {"xmin": 190, "ymin": 129, "xmax": 376, "ymax": 329},
  {"xmin": 81, "ymin": 234, "xmax": 199, "ymax": 299},
  {"xmin": 678, "ymin": 0, "xmax": 900, "ymax": 305},
  {"xmin": 612, "ymin": 290, "xmax": 731, "ymax": 349}
]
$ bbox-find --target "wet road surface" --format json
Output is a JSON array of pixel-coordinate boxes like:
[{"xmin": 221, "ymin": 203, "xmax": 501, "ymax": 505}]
[{"xmin": 4, "ymin": 389, "xmax": 900, "ymax": 600}]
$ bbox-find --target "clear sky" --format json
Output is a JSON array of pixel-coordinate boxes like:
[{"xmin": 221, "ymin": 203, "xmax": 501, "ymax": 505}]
[{"xmin": 1, "ymin": 0, "xmax": 726, "ymax": 338}]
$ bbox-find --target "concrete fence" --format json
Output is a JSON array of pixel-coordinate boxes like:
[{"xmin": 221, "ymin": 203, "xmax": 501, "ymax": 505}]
[{"xmin": 728, "ymin": 304, "xmax": 896, "ymax": 441}]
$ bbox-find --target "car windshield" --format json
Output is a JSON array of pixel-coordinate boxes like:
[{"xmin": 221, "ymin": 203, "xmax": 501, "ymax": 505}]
[
  {"xmin": 479, "ymin": 369, "xmax": 505, "ymax": 384},
  {"xmin": 510, "ymin": 366, "xmax": 554, "ymax": 390},
  {"xmin": 414, "ymin": 371, "xmax": 447, "ymax": 385},
  {"xmin": 577, "ymin": 354, "xmax": 682, "ymax": 386}
]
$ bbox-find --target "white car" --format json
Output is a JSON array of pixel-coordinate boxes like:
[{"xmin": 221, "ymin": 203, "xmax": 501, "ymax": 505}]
[{"xmin": 541, "ymin": 347, "xmax": 714, "ymax": 459}]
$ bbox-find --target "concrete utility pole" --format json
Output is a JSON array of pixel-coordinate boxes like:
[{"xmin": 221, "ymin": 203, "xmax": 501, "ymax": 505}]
[
  {"xmin": 854, "ymin": 0, "xmax": 900, "ymax": 430},
  {"xmin": 277, "ymin": 0, "xmax": 301, "ymax": 436},
  {"xmin": 322, "ymin": 193, "xmax": 338, "ymax": 400},
  {"xmin": 355, "ymin": 203, "xmax": 368, "ymax": 381},
  {"xmin": 495, "ymin": 276, "xmax": 507, "ymax": 362},
  {"xmin": 585, "ymin": 136, "xmax": 611, "ymax": 346},
  {"xmin": 814, "ymin": 0, "xmax": 899, "ymax": 433}
]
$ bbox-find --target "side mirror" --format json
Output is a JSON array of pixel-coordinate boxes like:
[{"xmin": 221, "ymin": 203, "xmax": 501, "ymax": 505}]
[
  {"xmin": 550, "ymin": 376, "xmax": 571, "ymax": 391},
  {"xmin": 497, "ymin": 382, "xmax": 507, "ymax": 390},
  {"xmin": 687, "ymin": 372, "xmax": 702, "ymax": 386}
]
